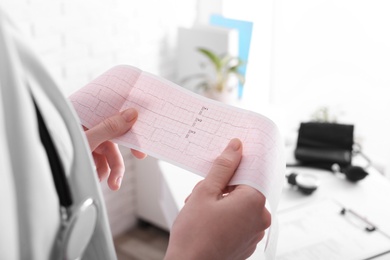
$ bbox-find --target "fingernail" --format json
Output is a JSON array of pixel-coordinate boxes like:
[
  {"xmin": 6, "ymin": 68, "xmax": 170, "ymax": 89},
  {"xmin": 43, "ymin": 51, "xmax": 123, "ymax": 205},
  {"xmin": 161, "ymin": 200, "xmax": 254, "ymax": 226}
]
[
  {"xmin": 227, "ymin": 138, "xmax": 241, "ymax": 151},
  {"xmin": 116, "ymin": 176, "xmax": 122, "ymax": 187},
  {"xmin": 121, "ymin": 108, "xmax": 137, "ymax": 122}
]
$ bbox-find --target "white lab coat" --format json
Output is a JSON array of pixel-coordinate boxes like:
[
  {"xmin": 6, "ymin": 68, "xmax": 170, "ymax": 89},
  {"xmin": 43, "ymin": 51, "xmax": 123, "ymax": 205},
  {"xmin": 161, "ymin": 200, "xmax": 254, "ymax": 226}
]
[{"xmin": 0, "ymin": 8, "xmax": 116, "ymax": 260}]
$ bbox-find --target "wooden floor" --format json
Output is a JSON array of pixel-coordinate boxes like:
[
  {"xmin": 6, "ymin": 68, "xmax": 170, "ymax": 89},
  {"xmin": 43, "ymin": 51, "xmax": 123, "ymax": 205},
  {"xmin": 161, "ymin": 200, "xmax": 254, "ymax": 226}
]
[{"xmin": 114, "ymin": 221, "xmax": 170, "ymax": 260}]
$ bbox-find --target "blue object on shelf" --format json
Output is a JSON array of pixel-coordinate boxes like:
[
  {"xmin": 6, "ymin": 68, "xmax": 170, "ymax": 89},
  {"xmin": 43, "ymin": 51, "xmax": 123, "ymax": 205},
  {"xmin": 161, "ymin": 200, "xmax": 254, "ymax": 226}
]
[{"xmin": 210, "ymin": 15, "xmax": 253, "ymax": 99}]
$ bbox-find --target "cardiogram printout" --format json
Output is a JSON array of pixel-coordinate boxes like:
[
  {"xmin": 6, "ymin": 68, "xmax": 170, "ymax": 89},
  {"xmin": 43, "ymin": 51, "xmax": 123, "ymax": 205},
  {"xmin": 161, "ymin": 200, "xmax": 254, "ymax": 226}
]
[
  {"xmin": 70, "ymin": 65, "xmax": 284, "ymax": 257},
  {"xmin": 70, "ymin": 65, "xmax": 284, "ymax": 200},
  {"xmin": 70, "ymin": 65, "xmax": 284, "ymax": 241}
]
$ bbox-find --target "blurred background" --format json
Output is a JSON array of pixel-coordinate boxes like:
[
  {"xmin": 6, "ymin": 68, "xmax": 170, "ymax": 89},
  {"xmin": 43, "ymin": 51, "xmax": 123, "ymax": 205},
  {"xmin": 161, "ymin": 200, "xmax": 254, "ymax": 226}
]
[{"xmin": 3, "ymin": 0, "xmax": 390, "ymax": 258}]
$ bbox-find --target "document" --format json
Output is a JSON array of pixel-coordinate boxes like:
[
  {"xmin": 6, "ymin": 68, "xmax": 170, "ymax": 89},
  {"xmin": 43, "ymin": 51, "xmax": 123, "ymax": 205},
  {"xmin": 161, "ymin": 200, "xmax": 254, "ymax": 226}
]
[
  {"xmin": 276, "ymin": 199, "xmax": 390, "ymax": 260},
  {"xmin": 69, "ymin": 65, "xmax": 285, "ymax": 258}
]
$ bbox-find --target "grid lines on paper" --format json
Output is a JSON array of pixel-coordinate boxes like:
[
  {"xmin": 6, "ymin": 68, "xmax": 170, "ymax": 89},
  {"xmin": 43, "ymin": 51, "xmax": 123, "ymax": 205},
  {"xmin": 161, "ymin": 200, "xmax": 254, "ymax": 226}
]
[{"xmin": 70, "ymin": 65, "xmax": 282, "ymax": 196}]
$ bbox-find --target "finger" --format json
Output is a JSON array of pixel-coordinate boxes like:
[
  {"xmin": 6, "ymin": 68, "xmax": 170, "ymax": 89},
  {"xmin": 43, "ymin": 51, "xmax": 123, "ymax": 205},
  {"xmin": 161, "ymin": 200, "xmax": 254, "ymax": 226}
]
[
  {"xmin": 203, "ymin": 138, "xmax": 242, "ymax": 193},
  {"xmin": 184, "ymin": 180, "xmax": 205, "ymax": 203},
  {"xmin": 243, "ymin": 243, "xmax": 259, "ymax": 260},
  {"xmin": 222, "ymin": 185, "xmax": 237, "ymax": 195},
  {"xmin": 99, "ymin": 142, "xmax": 125, "ymax": 190},
  {"xmin": 260, "ymin": 206, "xmax": 272, "ymax": 231},
  {"xmin": 93, "ymin": 152, "xmax": 109, "ymax": 181},
  {"xmin": 184, "ymin": 193, "xmax": 192, "ymax": 203},
  {"xmin": 191, "ymin": 180, "xmax": 204, "ymax": 192},
  {"xmin": 256, "ymin": 231, "xmax": 266, "ymax": 244},
  {"xmin": 131, "ymin": 149, "xmax": 147, "ymax": 159},
  {"xmin": 86, "ymin": 108, "xmax": 138, "ymax": 151}
]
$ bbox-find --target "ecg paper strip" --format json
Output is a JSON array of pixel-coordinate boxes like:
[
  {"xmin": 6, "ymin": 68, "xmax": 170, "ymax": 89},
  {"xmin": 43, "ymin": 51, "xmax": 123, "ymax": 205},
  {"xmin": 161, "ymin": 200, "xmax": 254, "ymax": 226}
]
[
  {"xmin": 70, "ymin": 65, "xmax": 285, "ymax": 258},
  {"xmin": 70, "ymin": 65, "xmax": 284, "ymax": 209}
]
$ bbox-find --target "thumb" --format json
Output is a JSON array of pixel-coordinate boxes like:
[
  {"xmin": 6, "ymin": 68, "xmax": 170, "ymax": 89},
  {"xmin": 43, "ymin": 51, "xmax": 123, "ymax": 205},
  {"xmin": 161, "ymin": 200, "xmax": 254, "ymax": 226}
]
[
  {"xmin": 86, "ymin": 108, "xmax": 138, "ymax": 151},
  {"xmin": 203, "ymin": 138, "xmax": 242, "ymax": 193}
]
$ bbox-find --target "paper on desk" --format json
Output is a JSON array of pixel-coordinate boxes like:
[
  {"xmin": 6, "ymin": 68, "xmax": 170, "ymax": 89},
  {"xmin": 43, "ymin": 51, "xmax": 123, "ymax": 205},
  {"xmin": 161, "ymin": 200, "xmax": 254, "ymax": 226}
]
[
  {"xmin": 276, "ymin": 199, "xmax": 390, "ymax": 260},
  {"xmin": 69, "ymin": 65, "xmax": 285, "ymax": 258}
]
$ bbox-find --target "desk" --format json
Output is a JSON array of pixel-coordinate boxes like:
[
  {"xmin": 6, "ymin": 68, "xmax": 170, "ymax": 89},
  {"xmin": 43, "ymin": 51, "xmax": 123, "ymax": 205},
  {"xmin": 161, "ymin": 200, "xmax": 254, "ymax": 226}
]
[
  {"xmin": 275, "ymin": 166, "xmax": 390, "ymax": 259},
  {"xmin": 135, "ymin": 155, "xmax": 390, "ymax": 259}
]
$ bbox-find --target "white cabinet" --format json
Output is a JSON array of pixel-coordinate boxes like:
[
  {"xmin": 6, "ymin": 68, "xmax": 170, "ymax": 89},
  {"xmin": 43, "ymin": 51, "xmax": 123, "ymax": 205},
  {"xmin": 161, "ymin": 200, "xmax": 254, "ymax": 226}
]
[{"xmin": 134, "ymin": 157, "xmax": 202, "ymax": 231}]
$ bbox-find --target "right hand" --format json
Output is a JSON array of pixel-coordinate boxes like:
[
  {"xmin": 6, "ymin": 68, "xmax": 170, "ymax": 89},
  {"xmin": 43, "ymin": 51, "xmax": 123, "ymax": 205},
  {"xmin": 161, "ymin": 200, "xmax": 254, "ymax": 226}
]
[{"xmin": 164, "ymin": 138, "xmax": 271, "ymax": 260}]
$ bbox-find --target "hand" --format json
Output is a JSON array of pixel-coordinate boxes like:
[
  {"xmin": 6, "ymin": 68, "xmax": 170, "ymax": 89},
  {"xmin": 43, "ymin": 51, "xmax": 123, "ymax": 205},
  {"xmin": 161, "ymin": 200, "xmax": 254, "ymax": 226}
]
[
  {"xmin": 164, "ymin": 139, "xmax": 271, "ymax": 260},
  {"xmin": 84, "ymin": 108, "xmax": 146, "ymax": 190}
]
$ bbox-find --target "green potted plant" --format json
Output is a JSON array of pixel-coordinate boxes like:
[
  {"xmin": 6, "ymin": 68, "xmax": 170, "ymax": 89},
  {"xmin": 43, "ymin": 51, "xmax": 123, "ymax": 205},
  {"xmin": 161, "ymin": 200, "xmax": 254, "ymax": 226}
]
[{"xmin": 182, "ymin": 47, "xmax": 246, "ymax": 103}]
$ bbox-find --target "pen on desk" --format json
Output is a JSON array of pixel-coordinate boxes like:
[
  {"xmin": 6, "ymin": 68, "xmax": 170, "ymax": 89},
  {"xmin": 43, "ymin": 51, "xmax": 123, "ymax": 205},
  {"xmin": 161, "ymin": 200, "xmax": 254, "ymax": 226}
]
[{"xmin": 340, "ymin": 208, "xmax": 376, "ymax": 232}]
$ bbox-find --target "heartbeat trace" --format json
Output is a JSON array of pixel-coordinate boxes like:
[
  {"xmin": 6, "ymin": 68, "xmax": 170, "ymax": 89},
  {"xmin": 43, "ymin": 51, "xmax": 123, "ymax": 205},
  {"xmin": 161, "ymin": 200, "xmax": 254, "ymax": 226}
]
[{"xmin": 69, "ymin": 65, "xmax": 285, "ymax": 201}]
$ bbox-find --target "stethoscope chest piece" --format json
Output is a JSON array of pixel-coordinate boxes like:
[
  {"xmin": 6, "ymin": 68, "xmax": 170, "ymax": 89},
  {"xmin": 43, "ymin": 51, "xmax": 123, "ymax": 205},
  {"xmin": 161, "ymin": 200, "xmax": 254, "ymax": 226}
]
[
  {"xmin": 54, "ymin": 198, "xmax": 98, "ymax": 260},
  {"xmin": 286, "ymin": 172, "xmax": 320, "ymax": 195}
]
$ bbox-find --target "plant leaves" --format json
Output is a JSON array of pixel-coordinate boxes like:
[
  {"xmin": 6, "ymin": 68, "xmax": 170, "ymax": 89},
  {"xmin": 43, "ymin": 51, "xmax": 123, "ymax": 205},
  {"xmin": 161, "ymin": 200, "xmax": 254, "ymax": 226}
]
[
  {"xmin": 197, "ymin": 48, "xmax": 222, "ymax": 71},
  {"xmin": 195, "ymin": 47, "xmax": 246, "ymax": 90}
]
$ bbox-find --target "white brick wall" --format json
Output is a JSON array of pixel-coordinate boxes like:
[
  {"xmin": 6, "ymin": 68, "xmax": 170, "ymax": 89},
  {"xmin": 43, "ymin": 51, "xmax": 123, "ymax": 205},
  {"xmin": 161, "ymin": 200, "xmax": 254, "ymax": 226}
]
[
  {"xmin": 1, "ymin": 0, "xmax": 197, "ymax": 237},
  {"xmin": 3, "ymin": 0, "xmax": 197, "ymax": 94}
]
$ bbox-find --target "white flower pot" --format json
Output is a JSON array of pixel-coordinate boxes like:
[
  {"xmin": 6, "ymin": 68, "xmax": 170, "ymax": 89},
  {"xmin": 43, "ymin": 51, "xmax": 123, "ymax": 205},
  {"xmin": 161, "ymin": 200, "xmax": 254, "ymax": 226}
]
[{"xmin": 202, "ymin": 88, "xmax": 239, "ymax": 105}]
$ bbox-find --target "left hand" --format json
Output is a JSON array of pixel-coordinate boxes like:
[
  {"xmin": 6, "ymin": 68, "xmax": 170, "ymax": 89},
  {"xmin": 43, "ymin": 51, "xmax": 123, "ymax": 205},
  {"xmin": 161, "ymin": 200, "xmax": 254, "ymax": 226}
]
[{"xmin": 84, "ymin": 108, "xmax": 146, "ymax": 190}]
